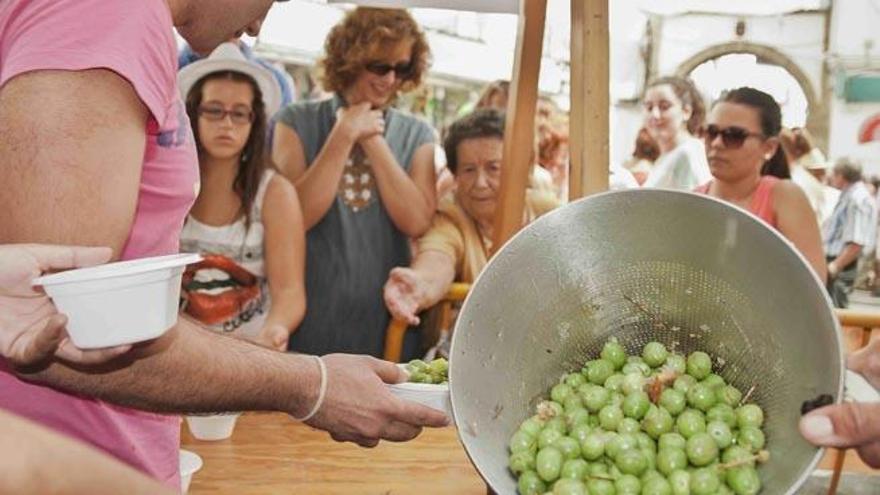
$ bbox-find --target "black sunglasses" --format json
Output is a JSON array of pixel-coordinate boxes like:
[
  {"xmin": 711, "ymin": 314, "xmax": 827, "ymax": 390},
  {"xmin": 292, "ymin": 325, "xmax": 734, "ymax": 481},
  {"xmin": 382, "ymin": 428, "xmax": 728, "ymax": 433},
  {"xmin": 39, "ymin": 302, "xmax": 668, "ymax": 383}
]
[
  {"xmin": 364, "ymin": 61, "xmax": 414, "ymax": 79},
  {"xmin": 702, "ymin": 124, "xmax": 765, "ymax": 149}
]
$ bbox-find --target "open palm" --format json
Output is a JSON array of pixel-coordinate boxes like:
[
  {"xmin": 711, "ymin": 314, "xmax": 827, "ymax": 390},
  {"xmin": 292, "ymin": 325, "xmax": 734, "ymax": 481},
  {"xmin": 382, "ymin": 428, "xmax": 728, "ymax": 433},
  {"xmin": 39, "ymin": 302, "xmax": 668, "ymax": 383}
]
[{"xmin": 383, "ymin": 268, "xmax": 422, "ymax": 326}]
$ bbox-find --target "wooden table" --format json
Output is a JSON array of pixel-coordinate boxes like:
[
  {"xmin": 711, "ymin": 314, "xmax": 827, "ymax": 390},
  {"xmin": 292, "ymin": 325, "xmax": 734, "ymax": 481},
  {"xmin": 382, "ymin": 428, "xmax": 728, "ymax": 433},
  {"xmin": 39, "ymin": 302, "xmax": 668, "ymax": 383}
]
[{"xmin": 181, "ymin": 412, "xmax": 487, "ymax": 494}]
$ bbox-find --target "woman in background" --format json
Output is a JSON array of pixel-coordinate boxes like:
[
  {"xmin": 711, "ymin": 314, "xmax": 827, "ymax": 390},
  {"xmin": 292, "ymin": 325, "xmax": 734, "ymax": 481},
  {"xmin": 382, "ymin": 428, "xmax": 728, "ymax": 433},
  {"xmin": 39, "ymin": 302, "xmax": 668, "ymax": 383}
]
[
  {"xmin": 641, "ymin": 76, "xmax": 712, "ymax": 190},
  {"xmin": 272, "ymin": 8, "xmax": 436, "ymax": 358},
  {"xmin": 696, "ymin": 87, "xmax": 826, "ymax": 281},
  {"xmin": 179, "ymin": 43, "xmax": 306, "ymax": 350}
]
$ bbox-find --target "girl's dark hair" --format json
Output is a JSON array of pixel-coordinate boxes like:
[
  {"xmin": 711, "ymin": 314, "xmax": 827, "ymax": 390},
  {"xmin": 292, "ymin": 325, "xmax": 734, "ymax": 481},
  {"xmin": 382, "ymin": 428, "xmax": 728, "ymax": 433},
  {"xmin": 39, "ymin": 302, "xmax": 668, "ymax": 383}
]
[
  {"xmin": 185, "ymin": 70, "xmax": 269, "ymax": 228},
  {"xmin": 717, "ymin": 87, "xmax": 790, "ymax": 179},
  {"xmin": 646, "ymin": 76, "xmax": 706, "ymax": 135}
]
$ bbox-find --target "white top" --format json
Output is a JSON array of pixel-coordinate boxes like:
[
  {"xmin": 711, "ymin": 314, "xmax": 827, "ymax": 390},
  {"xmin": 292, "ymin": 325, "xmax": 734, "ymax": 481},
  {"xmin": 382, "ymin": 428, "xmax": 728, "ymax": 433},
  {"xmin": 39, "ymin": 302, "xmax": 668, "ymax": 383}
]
[
  {"xmin": 642, "ymin": 136, "xmax": 711, "ymax": 190},
  {"xmin": 790, "ymin": 165, "xmax": 826, "ymax": 225},
  {"xmin": 179, "ymin": 170, "xmax": 275, "ymax": 337},
  {"xmin": 610, "ymin": 166, "xmax": 639, "ymax": 190}
]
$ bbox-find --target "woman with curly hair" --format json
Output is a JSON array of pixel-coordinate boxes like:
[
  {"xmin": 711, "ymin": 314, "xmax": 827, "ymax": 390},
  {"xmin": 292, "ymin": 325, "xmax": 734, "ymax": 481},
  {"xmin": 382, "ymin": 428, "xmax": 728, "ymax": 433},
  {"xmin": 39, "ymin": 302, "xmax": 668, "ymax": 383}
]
[{"xmin": 272, "ymin": 8, "xmax": 436, "ymax": 357}]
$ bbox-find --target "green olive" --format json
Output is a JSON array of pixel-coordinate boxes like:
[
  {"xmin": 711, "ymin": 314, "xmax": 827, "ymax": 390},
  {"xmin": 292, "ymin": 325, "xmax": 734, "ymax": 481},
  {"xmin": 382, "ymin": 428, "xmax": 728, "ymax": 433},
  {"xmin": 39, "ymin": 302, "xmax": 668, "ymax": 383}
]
[
  {"xmin": 536, "ymin": 446, "xmax": 564, "ymax": 482},
  {"xmin": 686, "ymin": 351, "xmax": 713, "ymax": 380},
  {"xmin": 642, "ymin": 342, "xmax": 669, "ymax": 368},
  {"xmin": 686, "ymin": 433, "xmax": 719, "ymax": 467},
  {"xmin": 517, "ymin": 470, "xmax": 546, "ymax": 495}
]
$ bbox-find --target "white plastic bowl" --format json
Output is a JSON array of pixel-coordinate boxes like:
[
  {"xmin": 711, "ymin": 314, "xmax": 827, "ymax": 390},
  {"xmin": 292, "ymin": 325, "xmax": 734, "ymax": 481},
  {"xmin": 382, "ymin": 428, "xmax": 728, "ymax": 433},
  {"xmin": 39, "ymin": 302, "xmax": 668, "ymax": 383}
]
[
  {"xmin": 186, "ymin": 413, "xmax": 241, "ymax": 441},
  {"xmin": 32, "ymin": 253, "xmax": 201, "ymax": 349},
  {"xmin": 179, "ymin": 449, "xmax": 203, "ymax": 494},
  {"xmin": 388, "ymin": 365, "xmax": 453, "ymax": 419}
]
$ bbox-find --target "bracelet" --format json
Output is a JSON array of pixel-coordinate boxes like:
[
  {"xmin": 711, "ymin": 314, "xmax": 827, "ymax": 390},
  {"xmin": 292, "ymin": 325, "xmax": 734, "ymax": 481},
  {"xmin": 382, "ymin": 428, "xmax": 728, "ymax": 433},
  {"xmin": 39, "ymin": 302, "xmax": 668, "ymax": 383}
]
[{"xmin": 293, "ymin": 355, "xmax": 327, "ymax": 422}]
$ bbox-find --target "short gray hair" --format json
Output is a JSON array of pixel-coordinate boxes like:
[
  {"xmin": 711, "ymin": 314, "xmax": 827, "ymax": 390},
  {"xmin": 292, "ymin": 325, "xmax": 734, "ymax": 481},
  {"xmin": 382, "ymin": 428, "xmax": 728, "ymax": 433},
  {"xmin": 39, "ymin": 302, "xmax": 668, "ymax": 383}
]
[{"xmin": 832, "ymin": 157, "xmax": 863, "ymax": 183}]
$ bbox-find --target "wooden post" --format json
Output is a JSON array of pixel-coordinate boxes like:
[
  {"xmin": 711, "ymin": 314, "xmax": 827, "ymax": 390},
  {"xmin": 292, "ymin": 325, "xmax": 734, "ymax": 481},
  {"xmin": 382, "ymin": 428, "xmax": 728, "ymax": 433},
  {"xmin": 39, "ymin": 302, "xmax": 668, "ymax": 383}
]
[
  {"xmin": 569, "ymin": 0, "xmax": 610, "ymax": 200},
  {"xmin": 491, "ymin": 0, "xmax": 547, "ymax": 252}
]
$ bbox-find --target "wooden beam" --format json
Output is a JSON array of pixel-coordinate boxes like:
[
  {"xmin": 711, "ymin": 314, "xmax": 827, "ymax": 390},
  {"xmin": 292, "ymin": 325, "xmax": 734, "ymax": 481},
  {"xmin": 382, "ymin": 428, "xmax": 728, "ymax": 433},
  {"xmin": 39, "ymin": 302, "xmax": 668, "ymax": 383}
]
[
  {"xmin": 491, "ymin": 0, "xmax": 547, "ymax": 252},
  {"xmin": 569, "ymin": 0, "xmax": 610, "ymax": 200}
]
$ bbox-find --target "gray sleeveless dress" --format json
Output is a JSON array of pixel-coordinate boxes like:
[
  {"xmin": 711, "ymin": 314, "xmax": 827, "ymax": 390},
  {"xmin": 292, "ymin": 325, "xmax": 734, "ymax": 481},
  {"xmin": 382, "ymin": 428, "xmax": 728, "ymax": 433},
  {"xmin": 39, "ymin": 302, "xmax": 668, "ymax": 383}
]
[{"xmin": 276, "ymin": 94, "xmax": 434, "ymax": 357}]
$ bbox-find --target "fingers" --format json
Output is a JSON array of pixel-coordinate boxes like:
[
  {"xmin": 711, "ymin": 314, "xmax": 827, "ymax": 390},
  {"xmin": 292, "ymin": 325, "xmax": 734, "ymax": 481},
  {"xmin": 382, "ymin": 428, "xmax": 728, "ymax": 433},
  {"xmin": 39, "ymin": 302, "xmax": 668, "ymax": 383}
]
[
  {"xmin": 55, "ymin": 337, "xmax": 132, "ymax": 365},
  {"xmin": 385, "ymin": 297, "xmax": 420, "ymax": 326},
  {"xmin": 848, "ymin": 341, "xmax": 880, "ymax": 388},
  {"xmin": 856, "ymin": 442, "xmax": 880, "ymax": 468},
  {"xmin": 329, "ymin": 431, "xmax": 380, "ymax": 448},
  {"xmin": 393, "ymin": 399, "xmax": 451, "ymax": 428},
  {"xmin": 370, "ymin": 356, "xmax": 407, "ymax": 384},
  {"xmin": 24, "ymin": 244, "xmax": 112, "ymax": 272},
  {"xmin": 8, "ymin": 314, "xmax": 67, "ymax": 366},
  {"xmin": 379, "ymin": 420, "xmax": 423, "ymax": 442},
  {"xmin": 799, "ymin": 403, "xmax": 880, "ymax": 449}
]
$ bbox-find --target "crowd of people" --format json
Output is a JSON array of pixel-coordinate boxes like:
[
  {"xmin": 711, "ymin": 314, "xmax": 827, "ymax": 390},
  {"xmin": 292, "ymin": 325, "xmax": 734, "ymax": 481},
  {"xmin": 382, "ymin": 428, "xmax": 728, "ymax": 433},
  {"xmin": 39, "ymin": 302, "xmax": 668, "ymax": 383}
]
[{"xmin": 0, "ymin": 0, "xmax": 877, "ymax": 492}]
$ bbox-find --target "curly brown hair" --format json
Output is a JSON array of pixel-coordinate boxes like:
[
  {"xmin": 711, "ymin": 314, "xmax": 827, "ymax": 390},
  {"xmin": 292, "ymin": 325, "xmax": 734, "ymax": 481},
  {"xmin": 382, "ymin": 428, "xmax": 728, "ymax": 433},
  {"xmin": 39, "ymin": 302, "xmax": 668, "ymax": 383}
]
[{"xmin": 318, "ymin": 7, "xmax": 430, "ymax": 96}]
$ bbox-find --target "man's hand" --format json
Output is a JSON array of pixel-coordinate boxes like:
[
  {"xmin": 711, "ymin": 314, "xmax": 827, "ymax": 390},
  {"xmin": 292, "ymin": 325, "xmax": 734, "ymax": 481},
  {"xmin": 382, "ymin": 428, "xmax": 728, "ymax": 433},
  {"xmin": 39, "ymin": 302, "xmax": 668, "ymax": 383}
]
[
  {"xmin": 800, "ymin": 402, "xmax": 880, "ymax": 468},
  {"xmin": 848, "ymin": 333, "xmax": 880, "ymax": 389},
  {"xmin": 383, "ymin": 267, "xmax": 424, "ymax": 326},
  {"xmin": 304, "ymin": 354, "xmax": 449, "ymax": 447},
  {"xmin": 799, "ymin": 333, "xmax": 880, "ymax": 467},
  {"xmin": 0, "ymin": 244, "xmax": 131, "ymax": 366}
]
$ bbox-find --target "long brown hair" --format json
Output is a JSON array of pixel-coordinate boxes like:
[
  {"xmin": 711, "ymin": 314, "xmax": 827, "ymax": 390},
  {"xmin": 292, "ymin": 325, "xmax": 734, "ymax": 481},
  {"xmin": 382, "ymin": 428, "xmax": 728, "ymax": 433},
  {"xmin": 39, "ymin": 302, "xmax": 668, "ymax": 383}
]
[{"xmin": 185, "ymin": 71, "xmax": 268, "ymax": 228}]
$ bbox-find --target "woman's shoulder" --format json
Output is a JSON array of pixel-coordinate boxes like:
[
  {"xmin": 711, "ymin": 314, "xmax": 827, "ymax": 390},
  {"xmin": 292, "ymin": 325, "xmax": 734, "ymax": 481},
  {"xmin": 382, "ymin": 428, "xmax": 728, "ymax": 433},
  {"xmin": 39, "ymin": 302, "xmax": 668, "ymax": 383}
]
[
  {"xmin": 386, "ymin": 107, "xmax": 435, "ymax": 135},
  {"xmin": 277, "ymin": 97, "xmax": 336, "ymax": 124},
  {"xmin": 770, "ymin": 177, "xmax": 811, "ymax": 210},
  {"xmin": 262, "ymin": 171, "xmax": 299, "ymax": 212}
]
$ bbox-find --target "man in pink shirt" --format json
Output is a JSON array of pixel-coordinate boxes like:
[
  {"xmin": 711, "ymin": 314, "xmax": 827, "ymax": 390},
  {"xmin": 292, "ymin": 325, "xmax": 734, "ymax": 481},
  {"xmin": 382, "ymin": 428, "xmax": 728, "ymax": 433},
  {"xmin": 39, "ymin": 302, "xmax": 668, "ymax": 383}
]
[{"xmin": 0, "ymin": 0, "xmax": 447, "ymax": 490}]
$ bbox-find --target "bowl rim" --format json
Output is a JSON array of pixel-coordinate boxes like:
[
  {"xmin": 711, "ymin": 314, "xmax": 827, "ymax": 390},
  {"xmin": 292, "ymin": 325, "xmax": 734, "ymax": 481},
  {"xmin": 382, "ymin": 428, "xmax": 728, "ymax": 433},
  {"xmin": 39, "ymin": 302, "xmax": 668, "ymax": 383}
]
[{"xmin": 33, "ymin": 253, "xmax": 202, "ymax": 286}]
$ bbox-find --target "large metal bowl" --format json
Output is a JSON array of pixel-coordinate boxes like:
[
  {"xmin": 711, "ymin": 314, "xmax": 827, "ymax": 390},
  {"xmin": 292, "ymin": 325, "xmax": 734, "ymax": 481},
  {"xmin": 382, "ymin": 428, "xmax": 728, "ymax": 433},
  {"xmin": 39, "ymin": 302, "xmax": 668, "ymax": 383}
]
[{"xmin": 449, "ymin": 189, "xmax": 843, "ymax": 494}]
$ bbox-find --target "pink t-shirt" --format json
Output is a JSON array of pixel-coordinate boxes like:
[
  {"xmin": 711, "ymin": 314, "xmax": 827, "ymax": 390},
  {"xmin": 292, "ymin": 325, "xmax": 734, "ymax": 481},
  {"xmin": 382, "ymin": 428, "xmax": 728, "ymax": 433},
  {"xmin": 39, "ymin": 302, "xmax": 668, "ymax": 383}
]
[{"xmin": 0, "ymin": 0, "xmax": 198, "ymax": 487}]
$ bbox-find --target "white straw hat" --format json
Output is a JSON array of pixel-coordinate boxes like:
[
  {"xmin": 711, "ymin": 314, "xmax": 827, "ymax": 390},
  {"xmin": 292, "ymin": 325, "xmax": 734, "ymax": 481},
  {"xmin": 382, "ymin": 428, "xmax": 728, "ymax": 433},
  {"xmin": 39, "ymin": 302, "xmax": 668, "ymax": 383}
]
[{"xmin": 178, "ymin": 42, "xmax": 282, "ymax": 119}]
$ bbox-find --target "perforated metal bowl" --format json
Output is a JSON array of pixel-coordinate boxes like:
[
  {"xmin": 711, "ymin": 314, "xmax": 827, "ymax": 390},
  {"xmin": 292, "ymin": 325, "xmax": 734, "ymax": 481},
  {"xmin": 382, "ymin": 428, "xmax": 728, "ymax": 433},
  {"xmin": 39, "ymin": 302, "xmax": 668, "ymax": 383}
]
[{"xmin": 449, "ymin": 189, "xmax": 843, "ymax": 494}]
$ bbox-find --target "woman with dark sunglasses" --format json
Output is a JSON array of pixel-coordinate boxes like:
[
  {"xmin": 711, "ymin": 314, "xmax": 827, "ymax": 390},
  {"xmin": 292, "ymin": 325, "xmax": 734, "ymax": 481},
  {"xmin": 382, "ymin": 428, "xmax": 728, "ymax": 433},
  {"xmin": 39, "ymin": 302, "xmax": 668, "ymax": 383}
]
[
  {"xmin": 696, "ymin": 87, "xmax": 827, "ymax": 281},
  {"xmin": 271, "ymin": 8, "xmax": 437, "ymax": 358},
  {"xmin": 641, "ymin": 76, "xmax": 712, "ymax": 190}
]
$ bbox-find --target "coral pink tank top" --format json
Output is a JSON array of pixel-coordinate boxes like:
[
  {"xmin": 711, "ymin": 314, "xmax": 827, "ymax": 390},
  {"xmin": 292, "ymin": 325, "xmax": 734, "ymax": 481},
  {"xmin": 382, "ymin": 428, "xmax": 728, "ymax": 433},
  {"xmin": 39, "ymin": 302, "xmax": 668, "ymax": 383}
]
[{"xmin": 695, "ymin": 176, "xmax": 780, "ymax": 229}]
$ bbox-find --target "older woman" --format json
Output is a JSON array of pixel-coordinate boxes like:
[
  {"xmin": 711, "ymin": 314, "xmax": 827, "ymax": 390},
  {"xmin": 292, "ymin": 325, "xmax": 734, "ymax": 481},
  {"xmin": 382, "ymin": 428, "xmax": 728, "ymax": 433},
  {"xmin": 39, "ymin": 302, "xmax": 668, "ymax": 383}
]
[
  {"xmin": 696, "ymin": 87, "xmax": 826, "ymax": 282},
  {"xmin": 383, "ymin": 109, "xmax": 558, "ymax": 327},
  {"xmin": 641, "ymin": 76, "xmax": 712, "ymax": 190},
  {"xmin": 272, "ymin": 8, "xmax": 436, "ymax": 357}
]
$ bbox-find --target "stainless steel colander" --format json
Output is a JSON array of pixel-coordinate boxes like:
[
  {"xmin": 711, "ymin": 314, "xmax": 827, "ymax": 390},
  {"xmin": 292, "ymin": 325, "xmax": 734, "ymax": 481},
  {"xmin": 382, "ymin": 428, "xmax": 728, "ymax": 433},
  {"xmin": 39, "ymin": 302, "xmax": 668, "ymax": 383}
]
[{"xmin": 449, "ymin": 189, "xmax": 844, "ymax": 494}]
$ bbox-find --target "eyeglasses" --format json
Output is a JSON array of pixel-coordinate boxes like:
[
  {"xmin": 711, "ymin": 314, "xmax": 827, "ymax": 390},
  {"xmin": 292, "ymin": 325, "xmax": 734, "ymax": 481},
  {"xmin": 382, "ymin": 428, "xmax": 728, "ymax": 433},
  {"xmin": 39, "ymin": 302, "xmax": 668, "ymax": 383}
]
[
  {"xmin": 702, "ymin": 124, "xmax": 765, "ymax": 149},
  {"xmin": 364, "ymin": 60, "xmax": 414, "ymax": 79},
  {"xmin": 198, "ymin": 105, "xmax": 254, "ymax": 125}
]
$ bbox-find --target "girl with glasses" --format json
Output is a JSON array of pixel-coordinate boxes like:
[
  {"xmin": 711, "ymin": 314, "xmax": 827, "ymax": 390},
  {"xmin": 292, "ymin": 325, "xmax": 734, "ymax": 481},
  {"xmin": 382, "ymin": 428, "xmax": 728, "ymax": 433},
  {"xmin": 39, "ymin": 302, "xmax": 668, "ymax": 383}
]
[
  {"xmin": 641, "ymin": 76, "xmax": 712, "ymax": 190},
  {"xmin": 695, "ymin": 87, "xmax": 826, "ymax": 281},
  {"xmin": 178, "ymin": 43, "xmax": 306, "ymax": 351},
  {"xmin": 271, "ymin": 8, "xmax": 436, "ymax": 358}
]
